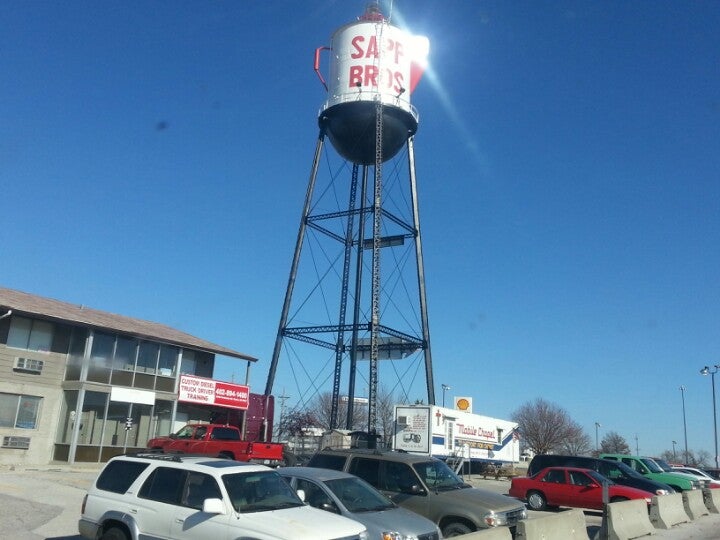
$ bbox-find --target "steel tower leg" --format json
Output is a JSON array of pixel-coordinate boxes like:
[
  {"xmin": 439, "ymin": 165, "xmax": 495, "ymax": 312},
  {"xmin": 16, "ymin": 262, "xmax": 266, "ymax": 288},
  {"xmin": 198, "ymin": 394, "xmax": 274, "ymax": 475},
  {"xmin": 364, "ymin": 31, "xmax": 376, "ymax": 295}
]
[
  {"xmin": 346, "ymin": 165, "xmax": 370, "ymax": 429},
  {"xmin": 330, "ymin": 163, "xmax": 361, "ymax": 429},
  {"xmin": 265, "ymin": 132, "xmax": 326, "ymax": 397},
  {"xmin": 408, "ymin": 137, "xmax": 436, "ymax": 405}
]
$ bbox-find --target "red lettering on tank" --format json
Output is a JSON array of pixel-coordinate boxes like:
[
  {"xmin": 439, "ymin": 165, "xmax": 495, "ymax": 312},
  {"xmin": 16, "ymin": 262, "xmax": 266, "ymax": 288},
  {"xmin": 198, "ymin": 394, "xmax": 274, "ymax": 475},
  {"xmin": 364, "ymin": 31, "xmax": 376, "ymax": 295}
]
[
  {"xmin": 350, "ymin": 35, "xmax": 365, "ymax": 59},
  {"xmin": 364, "ymin": 64, "xmax": 378, "ymax": 86},
  {"xmin": 365, "ymin": 35, "xmax": 379, "ymax": 58},
  {"xmin": 349, "ymin": 65, "xmax": 363, "ymax": 87}
]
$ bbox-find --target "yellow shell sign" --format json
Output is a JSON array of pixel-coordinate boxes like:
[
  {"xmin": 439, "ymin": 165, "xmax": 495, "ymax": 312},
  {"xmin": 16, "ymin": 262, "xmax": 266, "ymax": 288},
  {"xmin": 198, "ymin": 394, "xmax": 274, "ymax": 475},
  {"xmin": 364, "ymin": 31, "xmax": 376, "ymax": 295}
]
[{"xmin": 455, "ymin": 397, "xmax": 472, "ymax": 411}]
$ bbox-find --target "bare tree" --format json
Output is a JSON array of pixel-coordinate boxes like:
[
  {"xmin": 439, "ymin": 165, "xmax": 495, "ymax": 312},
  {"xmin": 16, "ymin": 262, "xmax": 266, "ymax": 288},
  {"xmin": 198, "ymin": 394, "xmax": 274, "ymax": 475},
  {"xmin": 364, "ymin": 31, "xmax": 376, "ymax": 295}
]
[
  {"xmin": 277, "ymin": 409, "xmax": 319, "ymax": 440},
  {"xmin": 310, "ymin": 391, "xmax": 368, "ymax": 431},
  {"xmin": 558, "ymin": 420, "xmax": 593, "ymax": 456},
  {"xmin": 376, "ymin": 385, "xmax": 397, "ymax": 446},
  {"xmin": 599, "ymin": 431, "xmax": 631, "ymax": 454},
  {"xmin": 691, "ymin": 449, "xmax": 712, "ymax": 468},
  {"xmin": 512, "ymin": 398, "xmax": 580, "ymax": 455}
]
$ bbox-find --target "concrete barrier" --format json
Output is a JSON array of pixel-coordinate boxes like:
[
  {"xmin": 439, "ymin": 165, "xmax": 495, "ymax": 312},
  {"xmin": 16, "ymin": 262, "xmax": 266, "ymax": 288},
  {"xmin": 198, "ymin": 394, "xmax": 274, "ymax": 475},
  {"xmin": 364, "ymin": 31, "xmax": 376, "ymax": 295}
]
[
  {"xmin": 704, "ymin": 488, "xmax": 720, "ymax": 513},
  {"xmin": 459, "ymin": 526, "xmax": 512, "ymax": 539},
  {"xmin": 684, "ymin": 489, "xmax": 710, "ymax": 520},
  {"xmin": 604, "ymin": 499, "xmax": 654, "ymax": 540},
  {"xmin": 649, "ymin": 493, "xmax": 690, "ymax": 529},
  {"xmin": 514, "ymin": 508, "xmax": 589, "ymax": 540}
]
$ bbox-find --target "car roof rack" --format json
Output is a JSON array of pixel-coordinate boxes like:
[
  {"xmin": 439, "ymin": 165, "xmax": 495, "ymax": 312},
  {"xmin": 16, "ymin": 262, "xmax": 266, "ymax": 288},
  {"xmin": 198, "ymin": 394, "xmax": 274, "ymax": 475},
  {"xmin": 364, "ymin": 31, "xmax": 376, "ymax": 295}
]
[{"xmin": 124, "ymin": 452, "xmax": 185, "ymax": 462}]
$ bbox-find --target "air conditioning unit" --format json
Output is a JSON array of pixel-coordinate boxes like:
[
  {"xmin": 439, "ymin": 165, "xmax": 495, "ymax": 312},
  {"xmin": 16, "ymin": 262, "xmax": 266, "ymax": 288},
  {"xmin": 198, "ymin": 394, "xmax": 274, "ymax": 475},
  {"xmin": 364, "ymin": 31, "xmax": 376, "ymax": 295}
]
[
  {"xmin": 2, "ymin": 436, "xmax": 31, "ymax": 449},
  {"xmin": 13, "ymin": 357, "xmax": 44, "ymax": 374}
]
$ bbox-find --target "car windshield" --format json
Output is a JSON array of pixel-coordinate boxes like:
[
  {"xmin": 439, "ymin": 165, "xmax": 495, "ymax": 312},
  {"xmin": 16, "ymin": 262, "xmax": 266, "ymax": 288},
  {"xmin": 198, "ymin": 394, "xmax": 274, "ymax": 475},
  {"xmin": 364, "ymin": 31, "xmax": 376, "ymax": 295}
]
[
  {"xmin": 641, "ymin": 458, "xmax": 664, "ymax": 473},
  {"xmin": 614, "ymin": 461, "xmax": 644, "ymax": 479},
  {"xmin": 413, "ymin": 460, "xmax": 469, "ymax": 490},
  {"xmin": 325, "ymin": 477, "xmax": 394, "ymax": 513},
  {"xmin": 222, "ymin": 471, "xmax": 304, "ymax": 513},
  {"xmin": 587, "ymin": 470, "xmax": 614, "ymax": 485},
  {"xmin": 652, "ymin": 459, "xmax": 673, "ymax": 472}
]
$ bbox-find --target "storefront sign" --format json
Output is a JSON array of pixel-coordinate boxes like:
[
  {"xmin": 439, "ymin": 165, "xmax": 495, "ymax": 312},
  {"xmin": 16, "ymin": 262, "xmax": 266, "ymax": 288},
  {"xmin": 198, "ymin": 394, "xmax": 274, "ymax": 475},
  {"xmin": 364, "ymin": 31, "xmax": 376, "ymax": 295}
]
[{"xmin": 178, "ymin": 375, "xmax": 249, "ymax": 410}]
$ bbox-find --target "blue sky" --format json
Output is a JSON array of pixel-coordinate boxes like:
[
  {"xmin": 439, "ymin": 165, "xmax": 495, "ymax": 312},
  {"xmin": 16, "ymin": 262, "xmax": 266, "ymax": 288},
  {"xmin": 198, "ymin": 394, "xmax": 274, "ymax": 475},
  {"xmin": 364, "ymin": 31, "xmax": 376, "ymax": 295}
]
[{"xmin": 3, "ymin": 1, "xmax": 719, "ymax": 458}]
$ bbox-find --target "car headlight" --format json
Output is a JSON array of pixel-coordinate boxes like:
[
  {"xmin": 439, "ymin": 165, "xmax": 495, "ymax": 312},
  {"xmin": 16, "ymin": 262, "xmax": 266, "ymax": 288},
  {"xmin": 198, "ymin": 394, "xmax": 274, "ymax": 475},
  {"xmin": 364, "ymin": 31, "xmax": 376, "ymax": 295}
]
[
  {"xmin": 381, "ymin": 533, "xmax": 402, "ymax": 540},
  {"xmin": 484, "ymin": 512, "xmax": 505, "ymax": 527},
  {"xmin": 656, "ymin": 489, "xmax": 670, "ymax": 495}
]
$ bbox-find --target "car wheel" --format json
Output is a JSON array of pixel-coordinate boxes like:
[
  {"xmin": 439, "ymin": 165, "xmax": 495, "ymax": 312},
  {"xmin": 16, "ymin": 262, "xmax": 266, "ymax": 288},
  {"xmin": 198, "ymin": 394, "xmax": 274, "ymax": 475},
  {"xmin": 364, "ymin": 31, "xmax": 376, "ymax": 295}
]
[
  {"xmin": 527, "ymin": 490, "xmax": 547, "ymax": 511},
  {"xmin": 100, "ymin": 526, "xmax": 129, "ymax": 540},
  {"xmin": 441, "ymin": 522, "xmax": 473, "ymax": 537}
]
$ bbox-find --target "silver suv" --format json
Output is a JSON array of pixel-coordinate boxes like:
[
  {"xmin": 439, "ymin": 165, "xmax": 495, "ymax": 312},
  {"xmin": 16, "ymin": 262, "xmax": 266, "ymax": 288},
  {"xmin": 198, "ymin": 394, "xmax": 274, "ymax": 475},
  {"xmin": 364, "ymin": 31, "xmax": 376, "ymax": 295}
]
[
  {"xmin": 306, "ymin": 448, "xmax": 527, "ymax": 537},
  {"xmin": 79, "ymin": 453, "xmax": 368, "ymax": 540}
]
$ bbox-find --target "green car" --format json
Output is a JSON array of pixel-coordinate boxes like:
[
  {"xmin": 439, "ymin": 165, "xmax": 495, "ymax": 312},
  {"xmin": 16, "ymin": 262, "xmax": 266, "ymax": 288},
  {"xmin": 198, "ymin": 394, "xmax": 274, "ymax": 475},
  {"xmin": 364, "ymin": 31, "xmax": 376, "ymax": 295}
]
[{"xmin": 599, "ymin": 454, "xmax": 700, "ymax": 492}]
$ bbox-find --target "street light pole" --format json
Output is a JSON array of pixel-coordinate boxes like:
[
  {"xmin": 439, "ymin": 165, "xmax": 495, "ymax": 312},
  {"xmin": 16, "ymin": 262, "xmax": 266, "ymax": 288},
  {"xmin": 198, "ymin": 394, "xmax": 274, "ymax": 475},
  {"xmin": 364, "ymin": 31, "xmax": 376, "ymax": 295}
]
[
  {"xmin": 672, "ymin": 440, "xmax": 677, "ymax": 460},
  {"xmin": 700, "ymin": 365, "xmax": 720, "ymax": 469},
  {"xmin": 441, "ymin": 384, "xmax": 450, "ymax": 408},
  {"xmin": 594, "ymin": 422, "xmax": 601, "ymax": 452},
  {"xmin": 680, "ymin": 385, "xmax": 689, "ymax": 465}
]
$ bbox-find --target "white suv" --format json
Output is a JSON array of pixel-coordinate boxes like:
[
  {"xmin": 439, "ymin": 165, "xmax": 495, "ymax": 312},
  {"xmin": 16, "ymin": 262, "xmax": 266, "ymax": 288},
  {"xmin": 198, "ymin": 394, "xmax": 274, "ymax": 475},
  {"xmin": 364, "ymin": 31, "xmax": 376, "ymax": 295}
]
[{"xmin": 79, "ymin": 453, "xmax": 368, "ymax": 540}]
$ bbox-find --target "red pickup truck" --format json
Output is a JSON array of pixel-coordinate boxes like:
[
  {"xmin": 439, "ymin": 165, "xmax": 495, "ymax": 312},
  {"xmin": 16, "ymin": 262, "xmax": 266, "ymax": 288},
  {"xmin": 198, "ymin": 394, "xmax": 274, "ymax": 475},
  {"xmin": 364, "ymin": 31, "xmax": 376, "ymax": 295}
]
[{"xmin": 147, "ymin": 423, "xmax": 290, "ymax": 466}]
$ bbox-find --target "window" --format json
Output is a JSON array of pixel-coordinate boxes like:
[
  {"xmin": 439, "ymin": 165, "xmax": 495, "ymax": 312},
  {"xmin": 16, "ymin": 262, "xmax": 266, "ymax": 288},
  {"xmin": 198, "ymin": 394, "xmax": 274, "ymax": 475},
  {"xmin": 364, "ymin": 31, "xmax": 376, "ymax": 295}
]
[
  {"xmin": 139, "ymin": 467, "xmax": 186, "ymax": 505},
  {"xmin": 96, "ymin": 460, "xmax": 150, "ymax": 493},
  {"xmin": 158, "ymin": 345, "xmax": 178, "ymax": 376},
  {"xmin": 543, "ymin": 469, "xmax": 566, "ymax": 484},
  {"xmin": 7, "ymin": 316, "xmax": 53, "ymax": 352},
  {"xmin": 13, "ymin": 357, "xmax": 44, "ymax": 374},
  {"xmin": 0, "ymin": 393, "xmax": 42, "ymax": 429},
  {"xmin": 182, "ymin": 472, "xmax": 222, "ymax": 509},
  {"xmin": 569, "ymin": 471, "xmax": 592, "ymax": 486},
  {"xmin": 296, "ymin": 478, "xmax": 334, "ymax": 510},
  {"xmin": 383, "ymin": 461, "xmax": 417, "ymax": 493},
  {"xmin": 306, "ymin": 454, "xmax": 347, "ymax": 471},
  {"xmin": 137, "ymin": 342, "xmax": 159, "ymax": 373},
  {"xmin": 348, "ymin": 457, "xmax": 381, "ymax": 488}
]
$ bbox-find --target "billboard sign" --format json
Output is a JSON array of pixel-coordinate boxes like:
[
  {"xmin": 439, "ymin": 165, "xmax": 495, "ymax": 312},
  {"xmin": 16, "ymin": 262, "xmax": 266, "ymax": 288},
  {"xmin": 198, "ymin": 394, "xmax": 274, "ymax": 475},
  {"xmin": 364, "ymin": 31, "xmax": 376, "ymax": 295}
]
[{"xmin": 178, "ymin": 375, "xmax": 249, "ymax": 410}]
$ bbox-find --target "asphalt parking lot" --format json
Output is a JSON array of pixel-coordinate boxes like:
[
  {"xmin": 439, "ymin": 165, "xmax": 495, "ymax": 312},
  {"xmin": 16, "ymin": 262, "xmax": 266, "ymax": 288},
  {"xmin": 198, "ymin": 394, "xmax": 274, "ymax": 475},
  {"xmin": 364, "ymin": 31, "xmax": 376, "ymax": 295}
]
[{"xmin": 3, "ymin": 464, "xmax": 720, "ymax": 539}]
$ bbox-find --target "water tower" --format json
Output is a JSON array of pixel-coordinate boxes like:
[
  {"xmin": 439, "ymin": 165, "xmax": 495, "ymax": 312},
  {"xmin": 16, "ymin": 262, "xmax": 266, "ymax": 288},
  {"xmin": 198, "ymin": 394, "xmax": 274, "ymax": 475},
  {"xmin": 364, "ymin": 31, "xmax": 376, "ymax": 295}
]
[{"xmin": 265, "ymin": 2, "xmax": 435, "ymax": 435}]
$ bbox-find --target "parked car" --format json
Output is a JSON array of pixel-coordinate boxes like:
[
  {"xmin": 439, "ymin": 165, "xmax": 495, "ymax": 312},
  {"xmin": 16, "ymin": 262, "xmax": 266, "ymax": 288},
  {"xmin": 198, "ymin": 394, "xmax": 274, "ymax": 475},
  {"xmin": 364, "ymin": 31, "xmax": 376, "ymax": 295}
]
[
  {"xmin": 78, "ymin": 453, "xmax": 368, "ymax": 540},
  {"xmin": 649, "ymin": 457, "xmax": 710, "ymax": 487},
  {"xmin": 672, "ymin": 466, "xmax": 720, "ymax": 489},
  {"xmin": 599, "ymin": 453, "xmax": 700, "ymax": 491},
  {"xmin": 306, "ymin": 447, "xmax": 527, "ymax": 537},
  {"xmin": 509, "ymin": 466, "xmax": 655, "ymax": 511},
  {"xmin": 279, "ymin": 466, "xmax": 441, "ymax": 540},
  {"xmin": 527, "ymin": 454, "xmax": 674, "ymax": 495},
  {"xmin": 704, "ymin": 468, "xmax": 720, "ymax": 480}
]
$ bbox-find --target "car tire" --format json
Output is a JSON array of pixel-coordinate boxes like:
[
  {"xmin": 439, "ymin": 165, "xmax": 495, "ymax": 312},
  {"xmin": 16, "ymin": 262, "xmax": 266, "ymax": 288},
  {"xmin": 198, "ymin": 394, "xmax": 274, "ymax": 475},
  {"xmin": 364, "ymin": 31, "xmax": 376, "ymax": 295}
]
[
  {"xmin": 527, "ymin": 490, "xmax": 547, "ymax": 511},
  {"xmin": 441, "ymin": 522, "xmax": 473, "ymax": 537},
  {"xmin": 100, "ymin": 526, "xmax": 129, "ymax": 540}
]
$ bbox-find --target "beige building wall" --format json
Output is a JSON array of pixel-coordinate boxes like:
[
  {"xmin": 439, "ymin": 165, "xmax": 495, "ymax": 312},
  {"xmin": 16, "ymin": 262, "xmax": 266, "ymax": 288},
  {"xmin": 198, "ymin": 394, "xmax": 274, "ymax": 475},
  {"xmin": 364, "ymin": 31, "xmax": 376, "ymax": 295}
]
[{"xmin": 0, "ymin": 345, "xmax": 66, "ymax": 466}]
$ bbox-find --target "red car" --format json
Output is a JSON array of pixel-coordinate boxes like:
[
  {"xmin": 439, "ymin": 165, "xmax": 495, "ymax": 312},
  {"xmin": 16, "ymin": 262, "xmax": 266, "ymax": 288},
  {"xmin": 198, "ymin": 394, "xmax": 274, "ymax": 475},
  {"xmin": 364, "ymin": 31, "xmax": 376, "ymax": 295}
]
[{"xmin": 509, "ymin": 466, "xmax": 655, "ymax": 511}]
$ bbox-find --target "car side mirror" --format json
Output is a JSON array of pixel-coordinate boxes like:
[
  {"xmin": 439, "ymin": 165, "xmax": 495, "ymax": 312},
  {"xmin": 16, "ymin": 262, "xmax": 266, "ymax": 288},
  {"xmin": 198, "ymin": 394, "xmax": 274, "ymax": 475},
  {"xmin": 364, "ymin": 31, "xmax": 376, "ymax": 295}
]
[
  {"xmin": 202, "ymin": 498, "xmax": 226, "ymax": 514},
  {"xmin": 319, "ymin": 502, "xmax": 341, "ymax": 514},
  {"xmin": 296, "ymin": 489, "xmax": 306, "ymax": 502},
  {"xmin": 407, "ymin": 484, "xmax": 426, "ymax": 495},
  {"xmin": 169, "ymin": 433, "xmax": 177, "ymax": 439}
]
